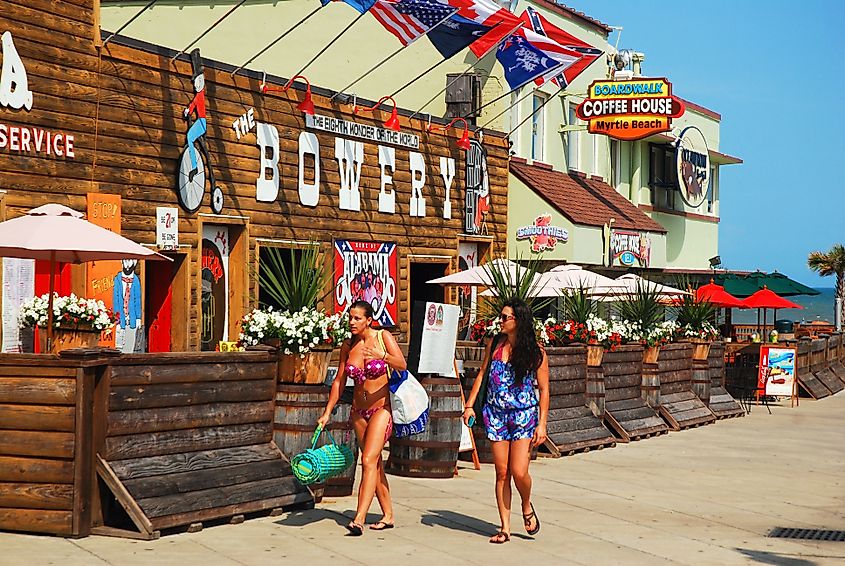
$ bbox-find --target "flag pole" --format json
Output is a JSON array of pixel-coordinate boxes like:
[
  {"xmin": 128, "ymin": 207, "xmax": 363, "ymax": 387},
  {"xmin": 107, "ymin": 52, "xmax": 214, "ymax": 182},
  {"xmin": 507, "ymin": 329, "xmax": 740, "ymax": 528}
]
[
  {"xmin": 477, "ymin": 85, "xmax": 529, "ymax": 130},
  {"xmin": 231, "ymin": 4, "xmax": 324, "ymax": 77},
  {"xmin": 465, "ymin": 59, "xmax": 564, "ymax": 121},
  {"xmin": 102, "ymin": 0, "xmax": 158, "ymax": 45},
  {"xmin": 330, "ymin": 8, "xmax": 458, "ymax": 102},
  {"xmin": 502, "ymin": 82, "xmax": 565, "ymax": 136},
  {"xmin": 290, "ymin": 11, "xmax": 368, "ymax": 84},
  {"xmin": 408, "ymin": 23, "xmax": 520, "ymax": 120},
  {"xmin": 171, "ymin": 0, "xmax": 247, "ymax": 63},
  {"xmin": 389, "ymin": 55, "xmax": 451, "ymax": 100}
]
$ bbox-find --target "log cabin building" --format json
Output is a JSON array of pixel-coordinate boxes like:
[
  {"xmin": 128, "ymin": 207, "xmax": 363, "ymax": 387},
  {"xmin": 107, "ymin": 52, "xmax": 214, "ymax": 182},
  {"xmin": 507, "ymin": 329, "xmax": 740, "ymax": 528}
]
[{"xmin": 0, "ymin": 0, "xmax": 509, "ymax": 352}]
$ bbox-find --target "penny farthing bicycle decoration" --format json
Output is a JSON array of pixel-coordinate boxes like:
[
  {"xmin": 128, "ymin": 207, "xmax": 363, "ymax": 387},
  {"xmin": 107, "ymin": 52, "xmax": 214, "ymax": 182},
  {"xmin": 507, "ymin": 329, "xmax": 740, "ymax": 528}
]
[{"xmin": 177, "ymin": 49, "xmax": 224, "ymax": 215}]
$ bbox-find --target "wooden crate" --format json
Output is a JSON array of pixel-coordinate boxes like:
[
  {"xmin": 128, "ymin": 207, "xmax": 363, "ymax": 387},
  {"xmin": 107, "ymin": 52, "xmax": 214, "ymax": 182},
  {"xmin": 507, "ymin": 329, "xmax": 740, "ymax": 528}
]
[
  {"xmin": 797, "ymin": 338, "xmax": 831, "ymax": 399},
  {"xmin": 706, "ymin": 342, "xmax": 744, "ymax": 419},
  {"xmin": 657, "ymin": 343, "xmax": 715, "ymax": 431}
]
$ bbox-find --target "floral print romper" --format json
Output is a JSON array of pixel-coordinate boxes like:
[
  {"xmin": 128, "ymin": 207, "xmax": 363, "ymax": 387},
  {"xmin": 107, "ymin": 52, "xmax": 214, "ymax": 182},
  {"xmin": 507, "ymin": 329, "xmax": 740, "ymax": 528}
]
[{"xmin": 482, "ymin": 342, "xmax": 539, "ymax": 442}]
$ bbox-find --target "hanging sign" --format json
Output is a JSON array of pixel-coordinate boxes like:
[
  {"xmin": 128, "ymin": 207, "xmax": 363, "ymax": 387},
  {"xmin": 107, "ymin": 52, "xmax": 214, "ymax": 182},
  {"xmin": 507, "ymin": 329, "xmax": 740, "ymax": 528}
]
[
  {"xmin": 465, "ymin": 140, "xmax": 489, "ymax": 235},
  {"xmin": 610, "ymin": 229, "xmax": 651, "ymax": 268},
  {"xmin": 576, "ymin": 78, "xmax": 685, "ymax": 141},
  {"xmin": 156, "ymin": 207, "xmax": 179, "ymax": 250},
  {"xmin": 417, "ymin": 302, "xmax": 461, "ymax": 376},
  {"xmin": 516, "ymin": 213, "xmax": 569, "ymax": 252},
  {"xmin": 333, "ymin": 239, "xmax": 399, "ymax": 327},
  {"xmin": 675, "ymin": 125, "xmax": 710, "ymax": 208},
  {"xmin": 758, "ymin": 345, "xmax": 797, "ymax": 397}
]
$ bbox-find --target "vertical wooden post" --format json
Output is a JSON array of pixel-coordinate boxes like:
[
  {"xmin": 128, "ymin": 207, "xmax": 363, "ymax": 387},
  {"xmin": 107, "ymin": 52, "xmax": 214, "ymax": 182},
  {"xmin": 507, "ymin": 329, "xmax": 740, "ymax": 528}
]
[
  {"xmin": 585, "ymin": 365, "xmax": 605, "ymax": 417},
  {"xmin": 691, "ymin": 359, "xmax": 711, "ymax": 406},
  {"xmin": 641, "ymin": 362, "xmax": 660, "ymax": 408}
]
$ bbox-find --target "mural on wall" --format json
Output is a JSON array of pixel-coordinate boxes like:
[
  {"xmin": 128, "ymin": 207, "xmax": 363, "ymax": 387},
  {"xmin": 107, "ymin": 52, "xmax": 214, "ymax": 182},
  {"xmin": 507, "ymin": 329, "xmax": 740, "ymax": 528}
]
[
  {"xmin": 515, "ymin": 213, "xmax": 569, "ymax": 252},
  {"xmin": 201, "ymin": 226, "xmax": 230, "ymax": 350},
  {"xmin": 609, "ymin": 229, "xmax": 651, "ymax": 268},
  {"xmin": 675, "ymin": 125, "xmax": 710, "ymax": 208},
  {"xmin": 177, "ymin": 49, "xmax": 223, "ymax": 214},
  {"xmin": 333, "ymin": 239, "xmax": 398, "ymax": 327},
  {"xmin": 113, "ymin": 259, "xmax": 143, "ymax": 352},
  {"xmin": 465, "ymin": 140, "xmax": 490, "ymax": 235},
  {"xmin": 87, "ymin": 193, "xmax": 121, "ymax": 348}
]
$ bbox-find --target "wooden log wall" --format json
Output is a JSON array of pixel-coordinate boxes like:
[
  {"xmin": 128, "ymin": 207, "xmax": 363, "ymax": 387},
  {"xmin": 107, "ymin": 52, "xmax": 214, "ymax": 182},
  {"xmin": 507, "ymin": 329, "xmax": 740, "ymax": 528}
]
[
  {"xmin": 545, "ymin": 346, "xmax": 615, "ymax": 456},
  {"xmin": 92, "ymin": 351, "xmax": 311, "ymax": 537},
  {"xmin": 1, "ymin": 0, "xmax": 511, "ymax": 346},
  {"xmin": 810, "ymin": 337, "xmax": 843, "ymax": 395},
  {"xmin": 656, "ymin": 343, "xmax": 715, "ymax": 431},
  {"xmin": 0, "ymin": 353, "xmax": 98, "ymax": 537},
  {"xmin": 795, "ymin": 338, "xmax": 830, "ymax": 399},
  {"xmin": 601, "ymin": 345, "xmax": 667, "ymax": 442},
  {"xmin": 706, "ymin": 342, "xmax": 744, "ymax": 419}
]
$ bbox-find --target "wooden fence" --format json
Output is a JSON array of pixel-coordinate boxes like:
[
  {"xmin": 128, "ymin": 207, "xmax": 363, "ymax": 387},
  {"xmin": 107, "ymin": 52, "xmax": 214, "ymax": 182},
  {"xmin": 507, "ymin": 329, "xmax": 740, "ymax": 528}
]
[
  {"xmin": 601, "ymin": 345, "xmax": 668, "ymax": 442},
  {"xmin": 656, "ymin": 343, "xmax": 715, "ymax": 431},
  {"xmin": 706, "ymin": 342, "xmax": 744, "ymax": 419}
]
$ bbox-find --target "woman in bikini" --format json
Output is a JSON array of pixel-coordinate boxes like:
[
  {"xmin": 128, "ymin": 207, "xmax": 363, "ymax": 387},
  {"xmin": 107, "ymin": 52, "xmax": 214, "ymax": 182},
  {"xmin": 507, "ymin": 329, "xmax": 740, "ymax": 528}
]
[
  {"xmin": 463, "ymin": 298, "xmax": 549, "ymax": 544},
  {"xmin": 317, "ymin": 300, "xmax": 405, "ymax": 536}
]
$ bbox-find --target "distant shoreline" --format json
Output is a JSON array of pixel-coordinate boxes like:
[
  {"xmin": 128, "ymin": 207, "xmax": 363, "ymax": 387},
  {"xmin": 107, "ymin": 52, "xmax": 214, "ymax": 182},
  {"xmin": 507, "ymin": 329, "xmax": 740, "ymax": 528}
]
[{"xmin": 729, "ymin": 287, "xmax": 835, "ymax": 324}]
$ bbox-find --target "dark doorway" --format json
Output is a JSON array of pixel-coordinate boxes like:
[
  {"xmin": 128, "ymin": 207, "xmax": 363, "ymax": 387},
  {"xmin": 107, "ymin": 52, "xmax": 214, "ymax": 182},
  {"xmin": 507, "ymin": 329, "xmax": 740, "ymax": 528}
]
[{"xmin": 409, "ymin": 262, "xmax": 447, "ymax": 330}]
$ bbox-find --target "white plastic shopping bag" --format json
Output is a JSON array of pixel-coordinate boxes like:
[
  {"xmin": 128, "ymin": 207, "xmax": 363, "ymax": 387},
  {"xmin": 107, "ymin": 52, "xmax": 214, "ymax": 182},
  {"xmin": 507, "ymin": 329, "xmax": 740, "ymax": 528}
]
[{"xmin": 388, "ymin": 369, "xmax": 429, "ymax": 438}]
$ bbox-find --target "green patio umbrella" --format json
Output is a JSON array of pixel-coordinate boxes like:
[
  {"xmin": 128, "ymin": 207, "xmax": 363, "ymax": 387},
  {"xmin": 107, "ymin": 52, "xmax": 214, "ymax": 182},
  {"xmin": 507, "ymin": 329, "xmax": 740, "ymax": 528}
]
[{"xmin": 714, "ymin": 271, "xmax": 819, "ymax": 298}]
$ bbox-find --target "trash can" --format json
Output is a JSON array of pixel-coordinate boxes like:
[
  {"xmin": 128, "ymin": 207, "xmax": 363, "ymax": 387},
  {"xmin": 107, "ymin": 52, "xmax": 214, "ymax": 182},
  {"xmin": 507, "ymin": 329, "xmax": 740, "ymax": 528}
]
[{"xmin": 775, "ymin": 319, "xmax": 794, "ymax": 334}]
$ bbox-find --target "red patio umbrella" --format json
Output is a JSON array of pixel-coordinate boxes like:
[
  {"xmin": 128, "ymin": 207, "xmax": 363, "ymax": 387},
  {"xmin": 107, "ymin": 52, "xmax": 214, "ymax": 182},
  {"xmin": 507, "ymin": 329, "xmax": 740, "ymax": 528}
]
[
  {"xmin": 697, "ymin": 279, "xmax": 745, "ymax": 308},
  {"xmin": 742, "ymin": 286, "xmax": 803, "ymax": 338}
]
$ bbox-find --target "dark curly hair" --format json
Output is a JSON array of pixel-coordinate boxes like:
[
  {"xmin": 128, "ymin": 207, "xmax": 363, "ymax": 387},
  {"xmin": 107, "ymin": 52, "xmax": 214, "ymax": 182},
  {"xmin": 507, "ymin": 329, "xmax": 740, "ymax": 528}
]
[{"xmin": 500, "ymin": 298, "xmax": 543, "ymax": 385}]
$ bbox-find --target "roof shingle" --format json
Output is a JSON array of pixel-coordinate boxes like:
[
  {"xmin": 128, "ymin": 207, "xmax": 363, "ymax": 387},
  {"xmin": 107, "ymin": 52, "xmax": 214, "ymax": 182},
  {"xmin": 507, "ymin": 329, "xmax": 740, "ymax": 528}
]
[{"xmin": 510, "ymin": 159, "xmax": 667, "ymax": 233}]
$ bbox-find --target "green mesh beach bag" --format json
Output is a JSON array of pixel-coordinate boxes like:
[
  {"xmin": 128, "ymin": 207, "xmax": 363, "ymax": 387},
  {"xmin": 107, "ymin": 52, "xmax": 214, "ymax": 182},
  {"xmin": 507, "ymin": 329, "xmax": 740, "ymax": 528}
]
[{"xmin": 291, "ymin": 425, "xmax": 354, "ymax": 485}]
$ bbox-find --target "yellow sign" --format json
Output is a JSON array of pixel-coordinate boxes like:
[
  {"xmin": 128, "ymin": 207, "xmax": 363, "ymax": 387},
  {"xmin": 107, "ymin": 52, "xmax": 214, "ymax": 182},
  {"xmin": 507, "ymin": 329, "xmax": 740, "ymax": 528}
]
[{"xmin": 576, "ymin": 78, "xmax": 685, "ymax": 141}]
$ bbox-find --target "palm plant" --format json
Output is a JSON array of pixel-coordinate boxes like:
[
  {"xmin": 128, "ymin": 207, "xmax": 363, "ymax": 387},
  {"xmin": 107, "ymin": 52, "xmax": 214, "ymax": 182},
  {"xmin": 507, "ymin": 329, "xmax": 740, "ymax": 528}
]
[
  {"xmin": 479, "ymin": 254, "xmax": 550, "ymax": 318},
  {"xmin": 560, "ymin": 285, "xmax": 598, "ymax": 325},
  {"xmin": 808, "ymin": 244, "xmax": 845, "ymax": 326},
  {"xmin": 614, "ymin": 280, "xmax": 669, "ymax": 346},
  {"xmin": 258, "ymin": 244, "xmax": 331, "ymax": 312}
]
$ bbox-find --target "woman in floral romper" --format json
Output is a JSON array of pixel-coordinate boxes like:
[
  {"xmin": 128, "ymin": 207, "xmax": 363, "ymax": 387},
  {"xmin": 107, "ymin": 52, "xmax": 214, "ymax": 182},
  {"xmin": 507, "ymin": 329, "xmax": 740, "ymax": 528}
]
[{"xmin": 464, "ymin": 298, "xmax": 550, "ymax": 544}]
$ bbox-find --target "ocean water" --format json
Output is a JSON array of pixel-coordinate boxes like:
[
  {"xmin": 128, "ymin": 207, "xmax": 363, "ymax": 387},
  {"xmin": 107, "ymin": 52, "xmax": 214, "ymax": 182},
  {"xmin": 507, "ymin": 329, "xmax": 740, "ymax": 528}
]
[{"xmin": 730, "ymin": 287, "xmax": 836, "ymax": 324}]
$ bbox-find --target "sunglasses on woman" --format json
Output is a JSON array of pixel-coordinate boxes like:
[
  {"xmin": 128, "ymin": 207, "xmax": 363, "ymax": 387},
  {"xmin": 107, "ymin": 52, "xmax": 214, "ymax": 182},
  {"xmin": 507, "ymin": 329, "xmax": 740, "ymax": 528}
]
[{"xmin": 499, "ymin": 313, "xmax": 515, "ymax": 322}]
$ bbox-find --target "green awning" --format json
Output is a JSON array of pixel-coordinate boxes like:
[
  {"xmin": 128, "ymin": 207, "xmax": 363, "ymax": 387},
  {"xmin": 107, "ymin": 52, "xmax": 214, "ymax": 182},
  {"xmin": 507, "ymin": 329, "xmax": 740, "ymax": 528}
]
[{"xmin": 714, "ymin": 271, "xmax": 820, "ymax": 298}]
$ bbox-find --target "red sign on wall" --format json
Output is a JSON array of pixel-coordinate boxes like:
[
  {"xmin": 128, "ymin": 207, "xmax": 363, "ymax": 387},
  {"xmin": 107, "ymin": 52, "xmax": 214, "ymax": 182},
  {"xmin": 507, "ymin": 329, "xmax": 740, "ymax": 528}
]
[{"xmin": 333, "ymin": 240, "xmax": 398, "ymax": 327}]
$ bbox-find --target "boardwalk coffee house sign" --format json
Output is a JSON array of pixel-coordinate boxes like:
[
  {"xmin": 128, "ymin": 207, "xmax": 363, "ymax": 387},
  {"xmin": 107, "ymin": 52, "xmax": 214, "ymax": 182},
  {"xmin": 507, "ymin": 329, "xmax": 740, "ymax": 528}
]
[
  {"xmin": 0, "ymin": 32, "xmax": 75, "ymax": 158},
  {"xmin": 576, "ymin": 78, "xmax": 686, "ymax": 141}
]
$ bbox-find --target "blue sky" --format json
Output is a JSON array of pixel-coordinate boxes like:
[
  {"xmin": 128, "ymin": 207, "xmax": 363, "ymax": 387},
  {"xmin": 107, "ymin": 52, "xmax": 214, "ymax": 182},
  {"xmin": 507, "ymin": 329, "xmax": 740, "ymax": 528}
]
[{"xmin": 567, "ymin": 0, "xmax": 845, "ymax": 287}]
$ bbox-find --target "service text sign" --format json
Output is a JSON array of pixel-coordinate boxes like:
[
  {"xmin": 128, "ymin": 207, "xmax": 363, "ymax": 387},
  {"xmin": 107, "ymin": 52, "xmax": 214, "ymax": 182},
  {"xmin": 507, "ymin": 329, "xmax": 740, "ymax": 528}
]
[{"xmin": 576, "ymin": 78, "xmax": 685, "ymax": 141}]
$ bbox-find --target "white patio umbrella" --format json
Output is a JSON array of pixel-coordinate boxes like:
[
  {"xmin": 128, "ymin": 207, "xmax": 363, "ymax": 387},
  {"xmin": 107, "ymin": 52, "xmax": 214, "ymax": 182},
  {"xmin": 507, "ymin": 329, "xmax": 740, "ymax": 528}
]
[
  {"xmin": 0, "ymin": 204, "xmax": 171, "ymax": 348},
  {"xmin": 427, "ymin": 258, "xmax": 542, "ymax": 288},
  {"xmin": 480, "ymin": 264, "xmax": 627, "ymax": 297},
  {"xmin": 608, "ymin": 273, "xmax": 689, "ymax": 301}
]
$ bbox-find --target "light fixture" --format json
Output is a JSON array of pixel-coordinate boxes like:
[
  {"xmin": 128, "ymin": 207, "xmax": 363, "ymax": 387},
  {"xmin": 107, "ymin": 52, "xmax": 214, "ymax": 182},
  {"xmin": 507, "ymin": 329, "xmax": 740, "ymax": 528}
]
[
  {"xmin": 428, "ymin": 117, "xmax": 472, "ymax": 150},
  {"xmin": 354, "ymin": 95, "xmax": 400, "ymax": 131},
  {"xmin": 709, "ymin": 255, "xmax": 722, "ymax": 269},
  {"xmin": 261, "ymin": 73, "xmax": 315, "ymax": 116}
]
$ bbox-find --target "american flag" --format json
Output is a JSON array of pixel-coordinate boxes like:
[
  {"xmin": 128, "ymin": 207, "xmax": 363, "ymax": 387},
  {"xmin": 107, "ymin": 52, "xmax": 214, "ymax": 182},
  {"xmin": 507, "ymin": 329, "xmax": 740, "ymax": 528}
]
[{"xmin": 370, "ymin": 0, "xmax": 458, "ymax": 46}]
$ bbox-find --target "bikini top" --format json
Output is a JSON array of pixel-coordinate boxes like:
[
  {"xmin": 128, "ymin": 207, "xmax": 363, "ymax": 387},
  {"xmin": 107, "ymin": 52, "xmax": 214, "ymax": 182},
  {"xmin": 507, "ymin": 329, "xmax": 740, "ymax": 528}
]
[{"xmin": 346, "ymin": 359, "xmax": 388, "ymax": 385}]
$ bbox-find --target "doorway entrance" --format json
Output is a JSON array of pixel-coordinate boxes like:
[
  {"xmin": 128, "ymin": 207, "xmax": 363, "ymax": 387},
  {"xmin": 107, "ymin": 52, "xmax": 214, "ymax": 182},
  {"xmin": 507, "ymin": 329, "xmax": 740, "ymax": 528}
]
[
  {"xmin": 145, "ymin": 254, "xmax": 187, "ymax": 352},
  {"xmin": 408, "ymin": 261, "xmax": 448, "ymax": 330}
]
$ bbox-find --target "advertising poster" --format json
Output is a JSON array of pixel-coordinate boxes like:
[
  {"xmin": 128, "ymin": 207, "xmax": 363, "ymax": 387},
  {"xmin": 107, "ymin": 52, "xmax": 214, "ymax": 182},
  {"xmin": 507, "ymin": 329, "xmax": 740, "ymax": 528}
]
[
  {"xmin": 758, "ymin": 345, "xmax": 797, "ymax": 397},
  {"xmin": 333, "ymin": 239, "xmax": 398, "ymax": 327},
  {"xmin": 2, "ymin": 258, "xmax": 35, "ymax": 353},
  {"xmin": 86, "ymin": 193, "xmax": 121, "ymax": 349},
  {"xmin": 417, "ymin": 302, "xmax": 461, "ymax": 376},
  {"xmin": 201, "ymin": 225, "xmax": 230, "ymax": 350}
]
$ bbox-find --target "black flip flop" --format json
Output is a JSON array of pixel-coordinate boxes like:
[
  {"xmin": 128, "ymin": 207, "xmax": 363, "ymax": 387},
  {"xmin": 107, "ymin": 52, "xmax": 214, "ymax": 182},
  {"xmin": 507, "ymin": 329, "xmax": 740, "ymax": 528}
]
[
  {"xmin": 524, "ymin": 502, "xmax": 540, "ymax": 535},
  {"xmin": 369, "ymin": 521, "xmax": 394, "ymax": 531},
  {"xmin": 489, "ymin": 531, "xmax": 510, "ymax": 544},
  {"xmin": 345, "ymin": 521, "xmax": 364, "ymax": 536}
]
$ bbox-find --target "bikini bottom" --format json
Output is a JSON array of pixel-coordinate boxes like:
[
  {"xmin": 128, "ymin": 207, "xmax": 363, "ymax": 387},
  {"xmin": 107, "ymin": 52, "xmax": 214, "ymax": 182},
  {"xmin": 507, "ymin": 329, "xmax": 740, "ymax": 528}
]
[{"xmin": 350, "ymin": 404, "xmax": 393, "ymax": 444}]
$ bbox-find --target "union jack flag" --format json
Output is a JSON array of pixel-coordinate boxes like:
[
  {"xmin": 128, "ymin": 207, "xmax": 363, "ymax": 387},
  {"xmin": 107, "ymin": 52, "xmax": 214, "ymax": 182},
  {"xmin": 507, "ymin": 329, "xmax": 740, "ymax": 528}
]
[
  {"xmin": 370, "ymin": 0, "xmax": 458, "ymax": 46},
  {"xmin": 521, "ymin": 7, "xmax": 604, "ymax": 87}
]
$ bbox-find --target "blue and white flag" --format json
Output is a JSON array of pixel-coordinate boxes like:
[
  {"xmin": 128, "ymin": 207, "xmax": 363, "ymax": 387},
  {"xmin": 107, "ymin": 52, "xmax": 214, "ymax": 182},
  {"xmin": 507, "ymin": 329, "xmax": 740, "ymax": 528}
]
[
  {"xmin": 321, "ymin": 0, "xmax": 377, "ymax": 14},
  {"xmin": 496, "ymin": 32, "xmax": 566, "ymax": 91},
  {"xmin": 427, "ymin": 13, "xmax": 493, "ymax": 59}
]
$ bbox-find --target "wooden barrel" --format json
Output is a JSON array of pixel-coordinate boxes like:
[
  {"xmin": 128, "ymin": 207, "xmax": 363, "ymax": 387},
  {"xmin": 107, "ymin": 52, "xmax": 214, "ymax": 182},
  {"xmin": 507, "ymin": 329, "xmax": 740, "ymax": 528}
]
[
  {"xmin": 691, "ymin": 359, "xmax": 711, "ymax": 405},
  {"xmin": 641, "ymin": 362, "xmax": 660, "ymax": 407},
  {"xmin": 585, "ymin": 366, "xmax": 605, "ymax": 417},
  {"xmin": 274, "ymin": 384, "xmax": 359, "ymax": 499},
  {"xmin": 387, "ymin": 377, "xmax": 462, "ymax": 478}
]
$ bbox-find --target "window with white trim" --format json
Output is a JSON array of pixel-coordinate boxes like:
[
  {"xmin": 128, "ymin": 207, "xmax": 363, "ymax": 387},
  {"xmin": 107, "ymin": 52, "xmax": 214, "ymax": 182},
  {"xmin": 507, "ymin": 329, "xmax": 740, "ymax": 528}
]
[
  {"xmin": 567, "ymin": 103, "xmax": 580, "ymax": 171},
  {"xmin": 531, "ymin": 91, "xmax": 547, "ymax": 162}
]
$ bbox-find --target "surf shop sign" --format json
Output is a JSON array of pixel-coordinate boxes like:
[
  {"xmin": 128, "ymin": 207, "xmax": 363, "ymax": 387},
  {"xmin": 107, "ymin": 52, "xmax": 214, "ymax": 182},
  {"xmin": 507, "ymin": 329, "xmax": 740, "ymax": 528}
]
[{"xmin": 576, "ymin": 78, "xmax": 685, "ymax": 141}]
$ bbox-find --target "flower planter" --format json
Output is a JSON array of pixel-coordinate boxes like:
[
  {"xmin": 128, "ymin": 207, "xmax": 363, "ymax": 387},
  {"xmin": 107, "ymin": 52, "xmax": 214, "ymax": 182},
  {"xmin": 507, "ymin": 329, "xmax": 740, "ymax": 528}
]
[
  {"xmin": 586, "ymin": 344, "xmax": 604, "ymax": 367},
  {"xmin": 643, "ymin": 345, "xmax": 660, "ymax": 364},
  {"xmin": 278, "ymin": 346, "xmax": 333, "ymax": 384},
  {"xmin": 38, "ymin": 326, "xmax": 100, "ymax": 354},
  {"xmin": 690, "ymin": 340, "xmax": 711, "ymax": 361}
]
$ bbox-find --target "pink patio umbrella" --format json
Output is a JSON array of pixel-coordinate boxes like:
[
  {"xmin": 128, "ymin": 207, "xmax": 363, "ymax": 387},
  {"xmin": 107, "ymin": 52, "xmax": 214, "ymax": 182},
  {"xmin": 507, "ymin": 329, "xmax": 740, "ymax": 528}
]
[{"xmin": 0, "ymin": 204, "xmax": 170, "ymax": 348}]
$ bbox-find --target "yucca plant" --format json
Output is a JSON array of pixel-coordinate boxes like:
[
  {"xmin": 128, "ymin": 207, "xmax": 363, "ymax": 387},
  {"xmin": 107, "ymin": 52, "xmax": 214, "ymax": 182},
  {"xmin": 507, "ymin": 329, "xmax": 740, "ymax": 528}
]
[
  {"xmin": 672, "ymin": 283, "xmax": 718, "ymax": 341},
  {"xmin": 614, "ymin": 279, "xmax": 666, "ymax": 343},
  {"xmin": 258, "ymin": 244, "xmax": 331, "ymax": 312},
  {"xmin": 560, "ymin": 285, "xmax": 598, "ymax": 325},
  {"xmin": 479, "ymin": 253, "xmax": 551, "ymax": 318}
]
